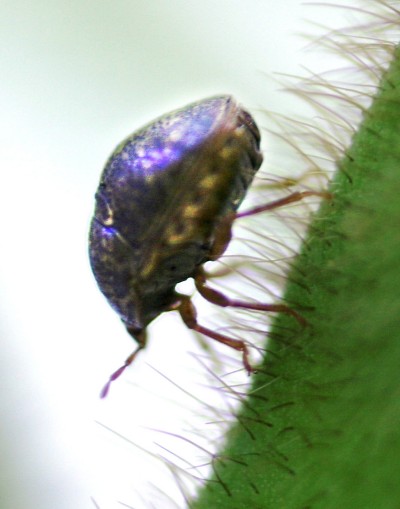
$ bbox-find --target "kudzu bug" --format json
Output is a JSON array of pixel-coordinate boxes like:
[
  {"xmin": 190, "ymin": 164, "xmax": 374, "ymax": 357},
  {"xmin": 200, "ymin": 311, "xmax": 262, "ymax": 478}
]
[{"xmin": 89, "ymin": 95, "xmax": 319, "ymax": 397}]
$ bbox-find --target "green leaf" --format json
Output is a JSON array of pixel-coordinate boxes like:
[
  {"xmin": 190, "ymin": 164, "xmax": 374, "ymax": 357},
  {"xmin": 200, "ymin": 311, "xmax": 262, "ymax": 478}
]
[{"xmin": 193, "ymin": 38, "xmax": 400, "ymax": 509}]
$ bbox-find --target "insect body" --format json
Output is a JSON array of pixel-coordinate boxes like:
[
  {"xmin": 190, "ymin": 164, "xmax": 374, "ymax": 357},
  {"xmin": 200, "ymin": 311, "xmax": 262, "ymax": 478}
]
[{"xmin": 89, "ymin": 95, "xmax": 311, "ymax": 397}]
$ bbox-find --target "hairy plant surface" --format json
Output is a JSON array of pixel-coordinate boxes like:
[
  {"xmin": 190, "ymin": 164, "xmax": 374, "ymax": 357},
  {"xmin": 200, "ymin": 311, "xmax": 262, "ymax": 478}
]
[{"xmin": 193, "ymin": 25, "xmax": 400, "ymax": 509}]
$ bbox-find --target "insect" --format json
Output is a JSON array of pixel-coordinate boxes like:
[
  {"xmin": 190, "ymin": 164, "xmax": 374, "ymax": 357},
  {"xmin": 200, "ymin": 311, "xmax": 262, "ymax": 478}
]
[{"xmin": 89, "ymin": 95, "xmax": 321, "ymax": 397}]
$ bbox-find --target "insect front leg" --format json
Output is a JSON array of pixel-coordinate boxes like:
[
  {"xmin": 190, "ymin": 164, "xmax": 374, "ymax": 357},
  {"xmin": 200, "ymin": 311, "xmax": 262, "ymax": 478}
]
[
  {"xmin": 176, "ymin": 293, "xmax": 253, "ymax": 375},
  {"xmin": 194, "ymin": 269, "xmax": 306, "ymax": 326}
]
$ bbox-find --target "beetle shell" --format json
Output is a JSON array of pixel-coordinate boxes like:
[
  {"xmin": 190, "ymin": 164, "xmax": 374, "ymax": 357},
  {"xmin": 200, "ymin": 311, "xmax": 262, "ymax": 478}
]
[{"xmin": 89, "ymin": 96, "xmax": 263, "ymax": 333}]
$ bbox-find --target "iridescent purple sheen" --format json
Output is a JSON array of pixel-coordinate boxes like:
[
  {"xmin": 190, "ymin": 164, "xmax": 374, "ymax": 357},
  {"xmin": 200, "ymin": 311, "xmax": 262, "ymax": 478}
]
[{"xmin": 107, "ymin": 96, "xmax": 228, "ymax": 180}]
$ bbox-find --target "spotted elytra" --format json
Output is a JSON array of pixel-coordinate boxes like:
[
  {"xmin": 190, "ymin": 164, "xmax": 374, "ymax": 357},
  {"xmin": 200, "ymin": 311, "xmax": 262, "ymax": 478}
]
[{"xmin": 89, "ymin": 95, "xmax": 322, "ymax": 397}]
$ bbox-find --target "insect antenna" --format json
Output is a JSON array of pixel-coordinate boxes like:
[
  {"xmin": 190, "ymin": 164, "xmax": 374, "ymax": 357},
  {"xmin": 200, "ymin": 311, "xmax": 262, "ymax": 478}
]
[{"xmin": 100, "ymin": 345, "xmax": 142, "ymax": 398}]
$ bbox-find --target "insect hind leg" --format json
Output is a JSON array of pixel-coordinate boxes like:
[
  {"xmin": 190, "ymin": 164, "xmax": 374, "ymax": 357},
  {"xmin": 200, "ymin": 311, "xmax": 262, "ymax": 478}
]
[
  {"xmin": 198, "ymin": 189, "xmax": 331, "ymax": 326},
  {"xmin": 236, "ymin": 190, "xmax": 331, "ymax": 219}
]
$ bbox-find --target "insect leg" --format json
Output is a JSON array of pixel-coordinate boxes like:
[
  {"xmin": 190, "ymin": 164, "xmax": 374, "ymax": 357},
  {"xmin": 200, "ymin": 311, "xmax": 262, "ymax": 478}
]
[
  {"xmin": 100, "ymin": 328, "xmax": 147, "ymax": 398},
  {"xmin": 194, "ymin": 270, "xmax": 306, "ymax": 327},
  {"xmin": 177, "ymin": 294, "xmax": 253, "ymax": 374},
  {"xmin": 236, "ymin": 190, "xmax": 331, "ymax": 219}
]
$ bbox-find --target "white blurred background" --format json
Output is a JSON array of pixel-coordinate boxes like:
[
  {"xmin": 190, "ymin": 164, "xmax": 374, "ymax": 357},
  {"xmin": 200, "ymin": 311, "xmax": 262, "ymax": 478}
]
[{"xmin": 0, "ymin": 1, "xmax": 353, "ymax": 508}]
